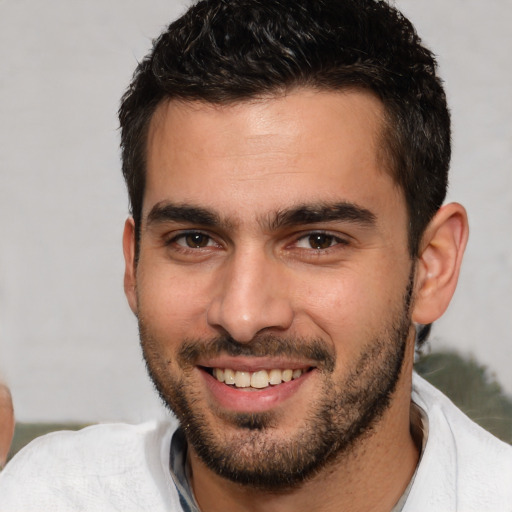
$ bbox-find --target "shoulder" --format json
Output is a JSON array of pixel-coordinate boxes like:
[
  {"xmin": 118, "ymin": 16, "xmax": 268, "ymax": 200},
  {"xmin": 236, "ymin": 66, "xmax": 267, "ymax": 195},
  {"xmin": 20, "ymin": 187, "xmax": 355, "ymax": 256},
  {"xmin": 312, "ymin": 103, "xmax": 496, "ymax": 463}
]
[
  {"xmin": 0, "ymin": 420, "xmax": 182, "ymax": 512},
  {"xmin": 3, "ymin": 421, "xmax": 176, "ymax": 473},
  {"xmin": 407, "ymin": 373, "xmax": 512, "ymax": 511}
]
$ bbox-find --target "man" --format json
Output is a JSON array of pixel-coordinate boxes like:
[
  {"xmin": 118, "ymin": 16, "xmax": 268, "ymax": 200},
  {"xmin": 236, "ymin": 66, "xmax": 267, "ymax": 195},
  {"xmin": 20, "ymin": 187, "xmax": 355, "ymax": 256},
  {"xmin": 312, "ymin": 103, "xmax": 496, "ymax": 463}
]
[
  {"xmin": 0, "ymin": 383, "xmax": 14, "ymax": 469},
  {"xmin": 0, "ymin": 0, "xmax": 510, "ymax": 510}
]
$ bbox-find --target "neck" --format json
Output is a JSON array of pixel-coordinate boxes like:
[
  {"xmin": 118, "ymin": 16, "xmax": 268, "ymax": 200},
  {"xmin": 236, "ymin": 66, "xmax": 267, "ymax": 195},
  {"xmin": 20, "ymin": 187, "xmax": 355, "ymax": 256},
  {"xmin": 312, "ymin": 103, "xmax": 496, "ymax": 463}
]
[{"xmin": 189, "ymin": 359, "xmax": 419, "ymax": 512}]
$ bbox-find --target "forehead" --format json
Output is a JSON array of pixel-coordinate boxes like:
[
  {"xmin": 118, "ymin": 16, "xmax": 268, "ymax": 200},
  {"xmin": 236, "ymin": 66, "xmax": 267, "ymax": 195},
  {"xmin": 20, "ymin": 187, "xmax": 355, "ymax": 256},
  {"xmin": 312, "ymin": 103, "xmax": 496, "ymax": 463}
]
[{"xmin": 143, "ymin": 88, "xmax": 402, "ymax": 225}]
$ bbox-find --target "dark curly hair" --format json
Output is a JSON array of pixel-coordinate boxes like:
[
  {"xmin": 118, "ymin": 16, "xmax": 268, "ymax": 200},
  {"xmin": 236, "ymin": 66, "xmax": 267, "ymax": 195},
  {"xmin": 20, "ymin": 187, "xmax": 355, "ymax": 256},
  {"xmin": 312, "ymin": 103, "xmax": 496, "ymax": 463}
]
[{"xmin": 119, "ymin": 0, "xmax": 450, "ymax": 263}]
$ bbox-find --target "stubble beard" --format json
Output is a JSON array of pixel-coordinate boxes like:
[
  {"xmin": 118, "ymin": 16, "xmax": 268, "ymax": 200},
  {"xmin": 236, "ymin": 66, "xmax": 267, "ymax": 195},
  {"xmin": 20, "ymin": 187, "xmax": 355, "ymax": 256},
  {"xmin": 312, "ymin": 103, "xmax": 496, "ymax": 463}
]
[{"xmin": 138, "ymin": 276, "xmax": 414, "ymax": 491}]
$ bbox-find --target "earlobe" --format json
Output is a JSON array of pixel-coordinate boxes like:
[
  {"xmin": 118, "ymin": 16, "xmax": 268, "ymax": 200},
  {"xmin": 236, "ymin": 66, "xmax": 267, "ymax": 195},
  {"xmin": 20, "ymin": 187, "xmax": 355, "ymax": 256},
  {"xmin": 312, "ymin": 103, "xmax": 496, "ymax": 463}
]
[
  {"xmin": 123, "ymin": 217, "xmax": 138, "ymax": 315},
  {"xmin": 412, "ymin": 203, "xmax": 469, "ymax": 324}
]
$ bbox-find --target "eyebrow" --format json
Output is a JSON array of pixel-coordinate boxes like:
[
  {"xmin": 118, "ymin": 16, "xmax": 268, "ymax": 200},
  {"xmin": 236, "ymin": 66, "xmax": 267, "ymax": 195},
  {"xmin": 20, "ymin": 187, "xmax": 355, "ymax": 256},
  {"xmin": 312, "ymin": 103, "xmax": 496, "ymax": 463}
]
[
  {"xmin": 145, "ymin": 200, "xmax": 376, "ymax": 232},
  {"xmin": 269, "ymin": 202, "xmax": 376, "ymax": 230},
  {"xmin": 146, "ymin": 202, "xmax": 223, "ymax": 228}
]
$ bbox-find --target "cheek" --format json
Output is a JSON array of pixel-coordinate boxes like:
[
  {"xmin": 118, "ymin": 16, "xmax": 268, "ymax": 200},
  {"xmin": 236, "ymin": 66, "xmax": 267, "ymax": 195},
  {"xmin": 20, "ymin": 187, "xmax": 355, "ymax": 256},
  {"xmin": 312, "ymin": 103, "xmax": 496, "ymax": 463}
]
[
  {"xmin": 301, "ymin": 282, "xmax": 372, "ymax": 354},
  {"xmin": 136, "ymin": 266, "xmax": 212, "ymax": 342},
  {"xmin": 297, "ymin": 264, "xmax": 409, "ymax": 353}
]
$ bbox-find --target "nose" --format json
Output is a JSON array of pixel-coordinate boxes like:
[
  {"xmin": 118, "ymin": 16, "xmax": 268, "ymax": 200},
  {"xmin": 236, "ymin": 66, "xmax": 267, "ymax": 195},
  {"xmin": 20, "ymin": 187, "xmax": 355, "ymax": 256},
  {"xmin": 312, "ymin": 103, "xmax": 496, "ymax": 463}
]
[{"xmin": 206, "ymin": 249, "xmax": 294, "ymax": 342}]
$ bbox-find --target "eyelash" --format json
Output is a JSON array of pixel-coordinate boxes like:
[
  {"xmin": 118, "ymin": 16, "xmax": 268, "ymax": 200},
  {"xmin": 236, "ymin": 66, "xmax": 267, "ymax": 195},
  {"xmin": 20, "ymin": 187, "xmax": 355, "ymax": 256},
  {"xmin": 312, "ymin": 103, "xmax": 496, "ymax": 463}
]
[
  {"xmin": 165, "ymin": 231, "xmax": 220, "ymax": 250},
  {"xmin": 294, "ymin": 231, "xmax": 350, "ymax": 251},
  {"xmin": 165, "ymin": 230, "xmax": 350, "ymax": 253}
]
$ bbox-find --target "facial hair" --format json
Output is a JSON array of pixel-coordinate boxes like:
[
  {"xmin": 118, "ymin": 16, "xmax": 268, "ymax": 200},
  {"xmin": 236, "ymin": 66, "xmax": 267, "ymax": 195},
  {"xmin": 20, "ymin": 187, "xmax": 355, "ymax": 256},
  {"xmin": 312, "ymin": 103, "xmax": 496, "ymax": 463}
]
[{"xmin": 138, "ymin": 272, "xmax": 414, "ymax": 491}]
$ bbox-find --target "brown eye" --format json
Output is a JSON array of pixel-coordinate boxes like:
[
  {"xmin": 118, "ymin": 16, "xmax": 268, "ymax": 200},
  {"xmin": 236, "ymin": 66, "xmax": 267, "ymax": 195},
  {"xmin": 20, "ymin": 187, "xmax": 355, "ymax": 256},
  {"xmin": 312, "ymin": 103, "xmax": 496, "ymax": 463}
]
[
  {"xmin": 308, "ymin": 233, "xmax": 335, "ymax": 249},
  {"xmin": 184, "ymin": 233, "xmax": 210, "ymax": 248}
]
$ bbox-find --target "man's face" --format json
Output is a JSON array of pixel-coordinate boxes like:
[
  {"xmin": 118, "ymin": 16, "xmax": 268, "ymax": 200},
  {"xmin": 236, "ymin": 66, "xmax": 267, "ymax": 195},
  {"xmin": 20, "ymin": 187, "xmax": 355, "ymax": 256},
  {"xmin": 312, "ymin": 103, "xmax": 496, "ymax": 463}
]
[{"xmin": 125, "ymin": 89, "xmax": 416, "ymax": 488}]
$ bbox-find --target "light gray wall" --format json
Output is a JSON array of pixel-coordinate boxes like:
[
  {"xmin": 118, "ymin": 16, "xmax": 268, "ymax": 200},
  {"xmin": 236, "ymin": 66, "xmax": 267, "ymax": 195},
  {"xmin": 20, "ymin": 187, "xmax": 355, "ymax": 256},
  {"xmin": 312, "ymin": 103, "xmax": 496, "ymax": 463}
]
[{"xmin": 0, "ymin": 0, "xmax": 510, "ymax": 422}]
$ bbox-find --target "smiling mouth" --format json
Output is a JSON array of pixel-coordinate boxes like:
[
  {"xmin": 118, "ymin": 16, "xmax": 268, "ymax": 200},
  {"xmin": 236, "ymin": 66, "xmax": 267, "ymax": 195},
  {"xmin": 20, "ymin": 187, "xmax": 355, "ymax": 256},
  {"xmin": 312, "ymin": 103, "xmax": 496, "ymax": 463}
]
[{"xmin": 204, "ymin": 367, "xmax": 311, "ymax": 389}]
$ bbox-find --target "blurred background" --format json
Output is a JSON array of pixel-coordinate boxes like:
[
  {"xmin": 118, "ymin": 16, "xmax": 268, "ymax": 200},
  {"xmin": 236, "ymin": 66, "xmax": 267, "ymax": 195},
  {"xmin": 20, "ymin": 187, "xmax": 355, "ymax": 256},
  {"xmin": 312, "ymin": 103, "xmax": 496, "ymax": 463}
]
[{"xmin": 0, "ymin": 0, "xmax": 511, "ymax": 448}]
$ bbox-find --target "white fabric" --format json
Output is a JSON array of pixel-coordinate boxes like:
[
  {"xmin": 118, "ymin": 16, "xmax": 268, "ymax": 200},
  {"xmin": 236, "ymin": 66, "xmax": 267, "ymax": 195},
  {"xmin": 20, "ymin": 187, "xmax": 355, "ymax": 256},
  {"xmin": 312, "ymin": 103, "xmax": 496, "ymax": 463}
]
[
  {"xmin": 0, "ymin": 374, "xmax": 511, "ymax": 511},
  {"xmin": 0, "ymin": 421, "xmax": 182, "ymax": 511},
  {"xmin": 403, "ymin": 374, "xmax": 512, "ymax": 511}
]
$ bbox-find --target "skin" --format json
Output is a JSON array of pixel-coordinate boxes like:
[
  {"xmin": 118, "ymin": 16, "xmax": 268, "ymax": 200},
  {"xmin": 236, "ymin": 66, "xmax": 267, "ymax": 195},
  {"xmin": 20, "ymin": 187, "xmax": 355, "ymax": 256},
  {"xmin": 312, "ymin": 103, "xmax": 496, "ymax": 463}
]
[
  {"xmin": 124, "ymin": 89, "xmax": 468, "ymax": 512},
  {"xmin": 0, "ymin": 383, "xmax": 14, "ymax": 468}
]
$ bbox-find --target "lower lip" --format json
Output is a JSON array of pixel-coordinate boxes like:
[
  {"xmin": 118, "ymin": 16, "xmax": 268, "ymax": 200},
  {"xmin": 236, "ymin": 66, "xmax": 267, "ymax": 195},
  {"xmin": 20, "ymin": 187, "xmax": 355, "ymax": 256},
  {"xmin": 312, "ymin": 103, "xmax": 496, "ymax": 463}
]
[{"xmin": 200, "ymin": 368, "xmax": 314, "ymax": 413}]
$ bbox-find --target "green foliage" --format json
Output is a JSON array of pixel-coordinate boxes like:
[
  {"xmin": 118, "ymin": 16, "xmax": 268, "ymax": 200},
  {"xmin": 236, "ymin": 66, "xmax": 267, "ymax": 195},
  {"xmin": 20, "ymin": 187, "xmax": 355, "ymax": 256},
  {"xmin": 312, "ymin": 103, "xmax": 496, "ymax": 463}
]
[{"xmin": 415, "ymin": 350, "xmax": 512, "ymax": 444}]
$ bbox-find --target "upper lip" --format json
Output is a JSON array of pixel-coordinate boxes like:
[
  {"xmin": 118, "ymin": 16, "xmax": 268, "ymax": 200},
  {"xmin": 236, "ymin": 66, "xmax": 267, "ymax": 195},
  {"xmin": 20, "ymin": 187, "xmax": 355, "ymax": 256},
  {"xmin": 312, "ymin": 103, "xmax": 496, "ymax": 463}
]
[{"xmin": 197, "ymin": 356, "xmax": 315, "ymax": 372}]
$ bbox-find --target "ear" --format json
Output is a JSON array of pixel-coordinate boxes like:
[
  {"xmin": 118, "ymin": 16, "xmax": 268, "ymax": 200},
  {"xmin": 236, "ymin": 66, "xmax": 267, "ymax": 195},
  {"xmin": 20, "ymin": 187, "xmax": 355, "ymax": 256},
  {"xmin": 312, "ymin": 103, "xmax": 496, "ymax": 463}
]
[
  {"xmin": 122, "ymin": 217, "xmax": 138, "ymax": 315},
  {"xmin": 412, "ymin": 203, "xmax": 469, "ymax": 324}
]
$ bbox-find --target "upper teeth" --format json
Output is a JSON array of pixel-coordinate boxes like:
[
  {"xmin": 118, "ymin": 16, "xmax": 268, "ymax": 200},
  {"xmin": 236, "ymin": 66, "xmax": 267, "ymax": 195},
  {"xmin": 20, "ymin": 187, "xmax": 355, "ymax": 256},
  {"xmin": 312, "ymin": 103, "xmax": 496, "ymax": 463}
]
[{"xmin": 213, "ymin": 368, "xmax": 304, "ymax": 388}]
